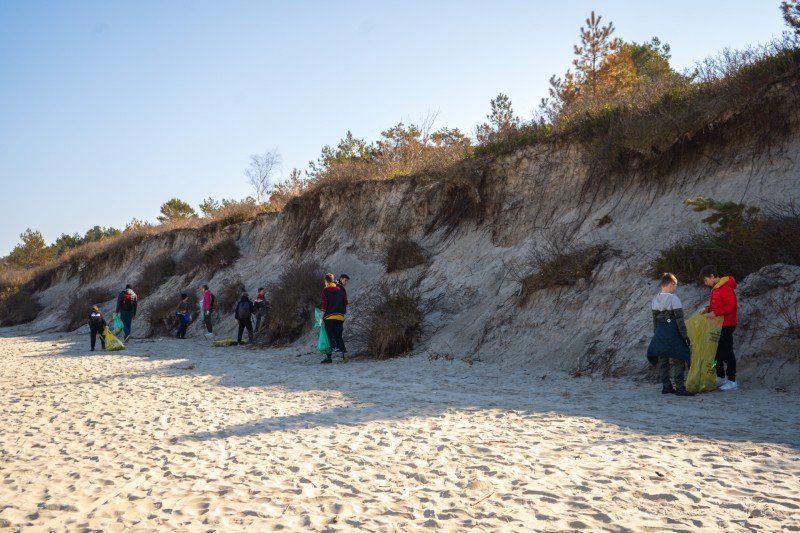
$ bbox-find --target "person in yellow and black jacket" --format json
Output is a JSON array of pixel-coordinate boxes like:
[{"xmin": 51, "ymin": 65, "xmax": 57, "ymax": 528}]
[{"xmin": 320, "ymin": 273, "xmax": 348, "ymax": 364}]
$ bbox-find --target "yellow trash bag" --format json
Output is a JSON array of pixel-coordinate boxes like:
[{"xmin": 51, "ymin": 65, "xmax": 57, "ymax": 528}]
[
  {"xmin": 685, "ymin": 313, "xmax": 723, "ymax": 393},
  {"xmin": 103, "ymin": 328, "xmax": 125, "ymax": 351}
]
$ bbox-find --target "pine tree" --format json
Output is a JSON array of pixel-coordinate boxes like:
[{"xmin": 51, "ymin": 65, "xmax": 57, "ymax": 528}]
[
  {"xmin": 573, "ymin": 11, "xmax": 619, "ymax": 101},
  {"xmin": 782, "ymin": 1, "xmax": 800, "ymax": 35},
  {"xmin": 157, "ymin": 198, "xmax": 198, "ymax": 223},
  {"xmin": 476, "ymin": 93, "xmax": 520, "ymax": 144}
]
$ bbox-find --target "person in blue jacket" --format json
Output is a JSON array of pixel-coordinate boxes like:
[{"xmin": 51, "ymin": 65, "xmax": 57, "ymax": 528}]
[{"xmin": 647, "ymin": 273, "xmax": 694, "ymax": 396}]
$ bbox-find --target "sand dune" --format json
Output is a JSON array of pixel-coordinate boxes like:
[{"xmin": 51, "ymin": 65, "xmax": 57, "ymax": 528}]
[{"xmin": 0, "ymin": 330, "xmax": 798, "ymax": 531}]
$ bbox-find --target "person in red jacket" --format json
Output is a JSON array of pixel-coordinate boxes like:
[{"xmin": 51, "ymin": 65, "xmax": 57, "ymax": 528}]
[{"xmin": 700, "ymin": 265, "xmax": 739, "ymax": 391}]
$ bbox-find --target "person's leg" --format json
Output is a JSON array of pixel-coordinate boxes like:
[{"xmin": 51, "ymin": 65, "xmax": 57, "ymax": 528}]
[
  {"xmin": 177, "ymin": 320, "xmax": 186, "ymax": 339},
  {"xmin": 204, "ymin": 312, "xmax": 213, "ymax": 333},
  {"xmin": 673, "ymin": 360, "xmax": 687, "ymax": 392},
  {"xmin": 322, "ymin": 320, "xmax": 335, "ymax": 363},
  {"xmin": 334, "ymin": 321, "xmax": 346, "ymax": 354},
  {"xmin": 254, "ymin": 312, "xmax": 262, "ymax": 333},
  {"xmin": 237, "ymin": 319, "xmax": 245, "ymax": 344},
  {"xmin": 714, "ymin": 336, "xmax": 726, "ymax": 379},
  {"xmin": 659, "ymin": 357, "xmax": 673, "ymax": 392},
  {"xmin": 90, "ymin": 329, "xmax": 97, "ymax": 350},
  {"xmin": 720, "ymin": 326, "xmax": 736, "ymax": 381},
  {"xmin": 326, "ymin": 320, "xmax": 341, "ymax": 352},
  {"xmin": 245, "ymin": 318, "xmax": 253, "ymax": 343},
  {"xmin": 120, "ymin": 312, "xmax": 132, "ymax": 338}
]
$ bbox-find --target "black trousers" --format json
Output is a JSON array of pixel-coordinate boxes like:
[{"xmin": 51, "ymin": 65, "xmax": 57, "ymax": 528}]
[
  {"xmin": 254, "ymin": 310, "xmax": 267, "ymax": 332},
  {"xmin": 324, "ymin": 319, "xmax": 347, "ymax": 353},
  {"xmin": 176, "ymin": 316, "xmax": 188, "ymax": 339},
  {"xmin": 715, "ymin": 326, "xmax": 737, "ymax": 381},
  {"xmin": 237, "ymin": 318, "xmax": 253, "ymax": 344},
  {"xmin": 204, "ymin": 311, "xmax": 213, "ymax": 333},
  {"xmin": 90, "ymin": 326, "xmax": 106, "ymax": 350}
]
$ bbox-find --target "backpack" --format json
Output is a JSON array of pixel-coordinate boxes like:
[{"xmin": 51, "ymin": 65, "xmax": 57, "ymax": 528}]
[
  {"xmin": 237, "ymin": 300, "xmax": 251, "ymax": 320},
  {"xmin": 121, "ymin": 291, "xmax": 135, "ymax": 312}
]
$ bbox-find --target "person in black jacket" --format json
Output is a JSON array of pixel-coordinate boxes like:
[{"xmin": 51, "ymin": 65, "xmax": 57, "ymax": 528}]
[
  {"xmin": 234, "ymin": 291, "xmax": 254, "ymax": 345},
  {"xmin": 321, "ymin": 273, "xmax": 348, "ymax": 364},
  {"xmin": 89, "ymin": 305, "xmax": 107, "ymax": 351}
]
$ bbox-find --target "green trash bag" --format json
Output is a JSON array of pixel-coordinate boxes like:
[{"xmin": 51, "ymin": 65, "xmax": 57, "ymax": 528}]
[
  {"xmin": 111, "ymin": 313, "xmax": 124, "ymax": 336},
  {"xmin": 685, "ymin": 313, "xmax": 723, "ymax": 394},
  {"xmin": 315, "ymin": 308, "xmax": 331, "ymax": 355},
  {"xmin": 103, "ymin": 328, "xmax": 125, "ymax": 351}
]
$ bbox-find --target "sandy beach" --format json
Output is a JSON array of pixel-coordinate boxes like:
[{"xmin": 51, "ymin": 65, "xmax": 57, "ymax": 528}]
[{"xmin": 0, "ymin": 330, "xmax": 798, "ymax": 531}]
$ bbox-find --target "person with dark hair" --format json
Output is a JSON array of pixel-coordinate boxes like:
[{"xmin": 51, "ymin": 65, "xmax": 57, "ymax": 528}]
[
  {"xmin": 320, "ymin": 273, "xmax": 348, "ymax": 364},
  {"xmin": 235, "ymin": 290, "xmax": 254, "ymax": 345},
  {"xmin": 700, "ymin": 265, "xmax": 739, "ymax": 391},
  {"xmin": 647, "ymin": 273, "xmax": 694, "ymax": 396},
  {"xmin": 115, "ymin": 284, "xmax": 138, "ymax": 342},
  {"xmin": 201, "ymin": 284, "xmax": 215, "ymax": 338},
  {"xmin": 253, "ymin": 287, "xmax": 268, "ymax": 332},
  {"xmin": 89, "ymin": 305, "xmax": 107, "ymax": 351},
  {"xmin": 176, "ymin": 292, "xmax": 191, "ymax": 339}
]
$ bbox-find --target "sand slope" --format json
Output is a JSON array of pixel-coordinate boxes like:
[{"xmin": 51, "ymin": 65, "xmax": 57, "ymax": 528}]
[{"xmin": 0, "ymin": 331, "xmax": 798, "ymax": 531}]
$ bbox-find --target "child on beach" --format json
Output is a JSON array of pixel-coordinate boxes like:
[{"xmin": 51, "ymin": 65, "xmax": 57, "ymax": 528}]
[
  {"xmin": 700, "ymin": 265, "xmax": 739, "ymax": 391},
  {"xmin": 89, "ymin": 305, "xmax": 106, "ymax": 351},
  {"xmin": 647, "ymin": 273, "xmax": 694, "ymax": 396},
  {"xmin": 176, "ymin": 292, "xmax": 191, "ymax": 339}
]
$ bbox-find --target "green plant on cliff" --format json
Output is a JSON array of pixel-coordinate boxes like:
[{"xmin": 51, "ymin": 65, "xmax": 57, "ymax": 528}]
[{"xmin": 652, "ymin": 200, "xmax": 800, "ymax": 281}]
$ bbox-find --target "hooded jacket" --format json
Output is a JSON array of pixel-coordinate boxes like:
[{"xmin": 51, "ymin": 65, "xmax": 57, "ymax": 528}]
[
  {"xmin": 321, "ymin": 282, "xmax": 347, "ymax": 321},
  {"xmin": 708, "ymin": 276, "xmax": 738, "ymax": 327}
]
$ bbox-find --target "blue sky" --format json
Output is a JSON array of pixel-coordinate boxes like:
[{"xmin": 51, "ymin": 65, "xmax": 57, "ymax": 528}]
[{"xmin": 0, "ymin": 1, "xmax": 787, "ymax": 255}]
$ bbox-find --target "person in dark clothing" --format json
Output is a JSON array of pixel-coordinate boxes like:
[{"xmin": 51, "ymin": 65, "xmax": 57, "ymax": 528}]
[
  {"xmin": 253, "ymin": 287, "xmax": 268, "ymax": 332},
  {"xmin": 89, "ymin": 305, "xmax": 107, "ymax": 351},
  {"xmin": 321, "ymin": 273, "xmax": 348, "ymax": 364},
  {"xmin": 176, "ymin": 293, "xmax": 191, "ymax": 339},
  {"xmin": 115, "ymin": 284, "xmax": 138, "ymax": 342},
  {"xmin": 337, "ymin": 274, "xmax": 349, "ymax": 310},
  {"xmin": 235, "ymin": 291, "xmax": 254, "ymax": 345}
]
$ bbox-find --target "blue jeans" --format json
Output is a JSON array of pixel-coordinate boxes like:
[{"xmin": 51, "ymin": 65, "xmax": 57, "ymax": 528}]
[{"xmin": 120, "ymin": 311, "xmax": 134, "ymax": 338}]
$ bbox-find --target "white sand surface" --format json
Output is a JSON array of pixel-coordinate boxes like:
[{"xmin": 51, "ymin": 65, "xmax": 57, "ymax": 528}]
[{"xmin": 0, "ymin": 331, "xmax": 798, "ymax": 532}]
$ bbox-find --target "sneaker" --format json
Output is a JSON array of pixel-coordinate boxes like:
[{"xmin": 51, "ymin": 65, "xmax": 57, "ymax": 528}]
[
  {"xmin": 716, "ymin": 376, "xmax": 729, "ymax": 387},
  {"xmin": 720, "ymin": 380, "xmax": 738, "ymax": 391},
  {"xmin": 675, "ymin": 389, "xmax": 696, "ymax": 397},
  {"xmin": 662, "ymin": 385, "xmax": 675, "ymax": 395},
  {"xmin": 321, "ymin": 356, "xmax": 333, "ymax": 364}
]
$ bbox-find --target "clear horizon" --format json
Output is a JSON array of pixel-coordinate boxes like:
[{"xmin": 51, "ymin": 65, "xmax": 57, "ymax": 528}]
[{"xmin": 0, "ymin": 1, "xmax": 787, "ymax": 255}]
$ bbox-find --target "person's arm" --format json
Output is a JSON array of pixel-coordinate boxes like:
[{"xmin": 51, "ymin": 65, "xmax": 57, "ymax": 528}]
[{"xmin": 673, "ymin": 308, "xmax": 689, "ymax": 341}]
